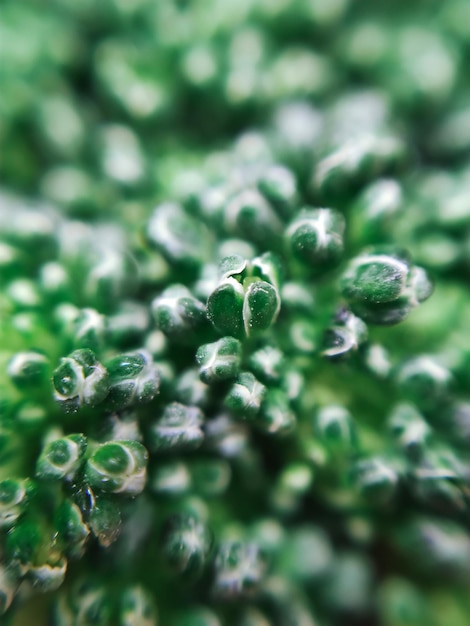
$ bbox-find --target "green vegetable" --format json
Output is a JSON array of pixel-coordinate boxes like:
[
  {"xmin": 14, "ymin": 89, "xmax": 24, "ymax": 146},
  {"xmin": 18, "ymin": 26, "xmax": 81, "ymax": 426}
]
[{"xmin": 3, "ymin": 1, "xmax": 470, "ymax": 625}]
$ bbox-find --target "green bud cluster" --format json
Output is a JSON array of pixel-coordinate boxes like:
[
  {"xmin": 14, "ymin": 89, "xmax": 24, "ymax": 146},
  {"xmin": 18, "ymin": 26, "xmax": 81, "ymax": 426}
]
[
  {"xmin": 207, "ymin": 253, "xmax": 281, "ymax": 339},
  {"xmin": 3, "ymin": 1, "xmax": 470, "ymax": 625},
  {"xmin": 341, "ymin": 250, "xmax": 433, "ymax": 325}
]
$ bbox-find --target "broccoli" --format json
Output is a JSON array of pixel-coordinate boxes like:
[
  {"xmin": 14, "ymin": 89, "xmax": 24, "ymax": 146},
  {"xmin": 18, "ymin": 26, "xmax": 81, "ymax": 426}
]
[{"xmin": 2, "ymin": 1, "xmax": 470, "ymax": 626}]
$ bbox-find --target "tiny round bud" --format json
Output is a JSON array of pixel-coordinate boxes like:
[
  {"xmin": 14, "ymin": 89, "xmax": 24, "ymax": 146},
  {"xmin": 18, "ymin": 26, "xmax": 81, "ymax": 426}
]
[
  {"xmin": 161, "ymin": 514, "xmax": 212, "ymax": 580},
  {"xmin": 322, "ymin": 308, "xmax": 368, "ymax": 359},
  {"xmin": 271, "ymin": 464, "xmax": 314, "ymax": 514},
  {"xmin": 6, "ymin": 518, "xmax": 42, "ymax": 565},
  {"xmin": 191, "ymin": 459, "xmax": 231, "ymax": 497},
  {"xmin": 152, "ymin": 285, "xmax": 211, "ymax": 345},
  {"xmin": 38, "ymin": 261, "xmax": 70, "ymax": 301},
  {"xmin": 224, "ymin": 189, "xmax": 283, "ymax": 247},
  {"xmin": 356, "ymin": 178, "xmax": 403, "ymax": 223},
  {"xmin": 52, "ymin": 349, "xmax": 109, "ymax": 413},
  {"xmin": 196, "ymin": 337, "xmax": 242, "ymax": 384},
  {"xmin": 257, "ymin": 165, "xmax": 297, "ymax": 219},
  {"xmin": 213, "ymin": 542, "xmax": 267, "ymax": 599},
  {"xmin": 279, "ymin": 526, "xmax": 333, "ymax": 582},
  {"xmin": 55, "ymin": 500, "xmax": 90, "ymax": 559},
  {"xmin": 88, "ymin": 496, "xmax": 122, "ymax": 547},
  {"xmin": 396, "ymin": 356, "xmax": 452, "ymax": 411},
  {"xmin": 120, "ymin": 585, "xmax": 158, "ymax": 626},
  {"xmin": 147, "ymin": 202, "xmax": 213, "ymax": 271},
  {"xmin": 204, "ymin": 414, "xmax": 249, "ymax": 459},
  {"xmin": 207, "ymin": 278, "xmax": 245, "ymax": 338},
  {"xmin": 0, "ymin": 479, "xmax": 31, "ymax": 528},
  {"xmin": 251, "ymin": 252, "xmax": 282, "ymax": 290},
  {"xmin": 243, "ymin": 280, "xmax": 280, "ymax": 336},
  {"xmin": 314, "ymin": 405, "xmax": 357, "ymax": 453},
  {"xmin": 341, "ymin": 251, "xmax": 433, "ymax": 325},
  {"xmin": 285, "ymin": 208, "xmax": 345, "ymax": 269},
  {"xmin": 219, "ymin": 255, "xmax": 248, "ymax": 281},
  {"xmin": 225, "ymin": 373, "xmax": 266, "ymax": 420},
  {"xmin": 258, "ymin": 389, "xmax": 296, "ymax": 435},
  {"xmin": 107, "ymin": 301, "xmax": 150, "ymax": 348},
  {"xmin": 410, "ymin": 448, "xmax": 465, "ymax": 512},
  {"xmin": 388, "ymin": 403, "xmax": 430, "ymax": 458},
  {"xmin": 175, "ymin": 368, "xmax": 211, "ymax": 408},
  {"xmin": 150, "ymin": 403, "xmax": 204, "ymax": 451},
  {"xmin": 151, "ymin": 461, "xmax": 192, "ymax": 497},
  {"xmin": 248, "ymin": 345, "xmax": 284, "ymax": 384},
  {"xmin": 208, "ymin": 254, "xmax": 282, "ymax": 339},
  {"xmin": 68, "ymin": 579, "xmax": 112, "ymax": 625},
  {"xmin": 7, "ymin": 351, "xmax": 49, "ymax": 388},
  {"xmin": 85, "ymin": 440, "xmax": 148, "ymax": 496},
  {"xmin": 342, "ymin": 253, "xmax": 409, "ymax": 305},
  {"xmin": 351, "ymin": 457, "xmax": 400, "ymax": 504},
  {"xmin": 71, "ymin": 308, "xmax": 107, "ymax": 351},
  {"xmin": 36, "ymin": 434, "xmax": 87, "ymax": 481},
  {"xmin": 314, "ymin": 134, "xmax": 405, "ymax": 197},
  {"xmin": 105, "ymin": 350, "xmax": 159, "ymax": 411}
]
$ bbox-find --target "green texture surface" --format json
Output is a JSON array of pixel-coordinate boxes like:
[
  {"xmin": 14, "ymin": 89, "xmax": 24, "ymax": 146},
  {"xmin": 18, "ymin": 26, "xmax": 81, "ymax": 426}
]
[{"xmin": 2, "ymin": 1, "xmax": 470, "ymax": 625}]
